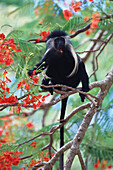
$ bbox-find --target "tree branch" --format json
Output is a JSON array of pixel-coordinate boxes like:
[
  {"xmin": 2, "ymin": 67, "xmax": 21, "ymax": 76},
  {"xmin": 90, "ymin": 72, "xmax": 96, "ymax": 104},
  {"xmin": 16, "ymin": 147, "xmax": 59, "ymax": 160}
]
[
  {"xmin": 27, "ymin": 15, "xmax": 113, "ymax": 44},
  {"xmin": 89, "ymin": 32, "xmax": 113, "ymax": 78},
  {"xmin": 31, "ymin": 67, "xmax": 113, "ymax": 170},
  {"xmin": 64, "ymin": 67, "xmax": 113, "ymax": 170}
]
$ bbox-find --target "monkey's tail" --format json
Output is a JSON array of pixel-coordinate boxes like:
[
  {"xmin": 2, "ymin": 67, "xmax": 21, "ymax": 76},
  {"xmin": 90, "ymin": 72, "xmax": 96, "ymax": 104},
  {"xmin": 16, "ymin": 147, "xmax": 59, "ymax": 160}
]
[{"xmin": 59, "ymin": 97, "xmax": 68, "ymax": 170}]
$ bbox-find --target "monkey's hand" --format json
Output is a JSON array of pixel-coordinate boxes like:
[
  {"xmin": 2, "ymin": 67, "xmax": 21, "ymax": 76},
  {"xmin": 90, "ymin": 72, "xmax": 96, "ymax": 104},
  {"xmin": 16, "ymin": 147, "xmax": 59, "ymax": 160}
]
[
  {"xmin": 28, "ymin": 70, "xmax": 33, "ymax": 76},
  {"xmin": 41, "ymin": 87, "xmax": 53, "ymax": 95}
]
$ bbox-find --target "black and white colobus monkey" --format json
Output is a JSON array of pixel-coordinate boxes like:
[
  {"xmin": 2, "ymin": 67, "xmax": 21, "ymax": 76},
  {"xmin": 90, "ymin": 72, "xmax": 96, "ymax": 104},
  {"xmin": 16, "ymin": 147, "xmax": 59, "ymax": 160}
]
[{"xmin": 28, "ymin": 30, "xmax": 89, "ymax": 170}]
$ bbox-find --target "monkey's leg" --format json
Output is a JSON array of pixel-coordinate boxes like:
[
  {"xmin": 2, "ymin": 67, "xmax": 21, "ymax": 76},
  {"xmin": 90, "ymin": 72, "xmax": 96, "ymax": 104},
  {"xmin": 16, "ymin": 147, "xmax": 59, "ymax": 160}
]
[
  {"xmin": 59, "ymin": 97, "xmax": 68, "ymax": 170},
  {"xmin": 41, "ymin": 77, "xmax": 53, "ymax": 95},
  {"xmin": 78, "ymin": 62, "xmax": 89, "ymax": 102}
]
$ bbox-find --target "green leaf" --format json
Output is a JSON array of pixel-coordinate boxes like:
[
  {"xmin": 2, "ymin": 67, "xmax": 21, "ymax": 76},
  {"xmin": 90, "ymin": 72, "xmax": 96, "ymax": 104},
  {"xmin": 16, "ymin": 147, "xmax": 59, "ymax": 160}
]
[{"xmin": 62, "ymin": 16, "xmax": 86, "ymax": 32}]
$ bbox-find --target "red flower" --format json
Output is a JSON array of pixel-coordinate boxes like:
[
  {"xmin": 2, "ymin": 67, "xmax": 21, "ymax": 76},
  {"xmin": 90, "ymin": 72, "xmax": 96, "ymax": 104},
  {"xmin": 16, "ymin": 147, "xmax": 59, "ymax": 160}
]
[
  {"xmin": 4, "ymin": 151, "xmax": 14, "ymax": 155},
  {"xmin": 32, "ymin": 70, "xmax": 36, "ymax": 75},
  {"xmin": 12, "ymin": 156, "xmax": 21, "ymax": 166},
  {"xmin": 17, "ymin": 81, "xmax": 22, "ymax": 89},
  {"xmin": 97, "ymin": 158, "xmax": 100, "ymax": 164},
  {"xmin": 0, "ymin": 35, "xmax": 22, "ymax": 66},
  {"xmin": 71, "ymin": 1, "xmax": 82, "ymax": 12},
  {"xmin": 42, "ymin": 155, "xmax": 49, "ymax": 162},
  {"xmin": 0, "ymin": 151, "xmax": 21, "ymax": 168},
  {"xmin": 36, "ymin": 38, "xmax": 40, "ymax": 43},
  {"xmin": 92, "ymin": 12, "xmax": 100, "ymax": 19},
  {"xmin": 33, "ymin": 75, "xmax": 39, "ymax": 83},
  {"xmin": 85, "ymin": 30, "xmax": 90, "ymax": 35},
  {"xmin": 16, "ymin": 48, "xmax": 22, "ymax": 52},
  {"xmin": 8, "ymin": 95, "xmax": 18, "ymax": 103},
  {"xmin": 15, "ymin": 151, "xmax": 23, "ymax": 155},
  {"xmin": 107, "ymin": 165, "xmax": 112, "ymax": 169},
  {"xmin": 52, "ymin": 153, "xmax": 55, "ymax": 157},
  {"xmin": 37, "ymin": 160, "xmax": 42, "ymax": 164},
  {"xmin": 0, "ymin": 33, "xmax": 5, "ymax": 40},
  {"xmin": 63, "ymin": 9, "xmax": 73, "ymax": 21},
  {"xmin": 26, "ymin": 122, "xmax": 34, "ymax": 129},
  {"xmin": 25, "ymin": 84, "xmax": 31, "ymax": 91},
  {"xmin": 36, "ymin": 101, "xmax": 42, "ymax": 107},
  {"xmin": 6, "ymin": 76, "xmax": 11, "ymax": 83},
  {"xmin": 16, "ymin": 106, "xmax": 21, "ymax": 113},
  {"xmin": 8, "ymin": 38, "xmax": 14, "ymax": 44},
  {"xmin": 84, "ymin": 16, "xmax": 89, "ymax": 22},
  {"xmin": 30, "ymin": 141, "xmax": 37, "ymax": 147},
  {"xmin": 41, "ymin": 94, "xmax": 50, "ymax": 102},
  {"xmin": 17, "ymin": 80, "xmax": 27, "ymax": 89},
  {"xmin": 41, "ymin": 30, "xmax": 50, "ymax": 41},
  {"xmin": 94, "ymin": 163, "xmax": 99, "ymax": 169},
  {"xmin": 46, "ymin": 152, "xmax": 49, "ymax": 156},
  {"xmin": 90, "ymin": 12, "xmax": 100, "ymax": 29},
  {"xmin": 33, "ymin": 103, "xmax": 37, "ymax": 109},
  {"xmin": 20, "ymin": 167, "xmax": 26, "ymax": 170},
  {"xmin": 5, "ymin": 87, "xmax": 9, "ymax": 93},
  {"xmin": 30, "ymin": 159, "xmax": 37, "ymax": 167},
  {"xmin": 3, "ymin": 70, "xmax": 8, "ymax": 77},
  {"xmin": 0, "ymin": 128, "xmax": 3, "ymax": 136}
]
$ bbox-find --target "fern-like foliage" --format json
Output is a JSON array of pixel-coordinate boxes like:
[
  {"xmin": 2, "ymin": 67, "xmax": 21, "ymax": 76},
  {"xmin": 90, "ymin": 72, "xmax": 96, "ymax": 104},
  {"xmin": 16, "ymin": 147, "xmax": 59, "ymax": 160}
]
[
  {"xmin": 82, "ymin": 143, "xmax": 113, "ymax": 162},
  {"xmin": 62, "ymin": 16, "xmax": 89, "ymax": 32}
]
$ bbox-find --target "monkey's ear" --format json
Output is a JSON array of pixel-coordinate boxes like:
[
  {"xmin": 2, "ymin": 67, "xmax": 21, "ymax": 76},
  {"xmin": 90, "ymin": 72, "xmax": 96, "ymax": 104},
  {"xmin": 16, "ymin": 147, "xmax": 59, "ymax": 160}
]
[{"xmin": 28, "ymin": 70, "xmax": 33, "ymax": 76}]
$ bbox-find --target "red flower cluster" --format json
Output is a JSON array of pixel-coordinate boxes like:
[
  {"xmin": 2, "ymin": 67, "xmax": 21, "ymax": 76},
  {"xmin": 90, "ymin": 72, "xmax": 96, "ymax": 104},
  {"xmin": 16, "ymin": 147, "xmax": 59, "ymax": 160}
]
[
  {"xmin": 62, "ymin": 1, "xmax": 82, "ymax": 21},
  {"xmin": 71, "ymin": 1, "xmax": 82, "ymax": 12},
  {"xmin": 29, "ymin": 71, "xmax": 39, "ymax": 84},
  {"xmin": 90, "ymin": 12, "xmax": 100, "ymax": 29},
  {"xmin": 36, "ymin": 30, "xmax": 50, "ymax": 42},
  {"xmin": 0, "ymin": 71, "xmax": 11, "ymax": 94},
  {"xmin": 16, "ymin": 76, "xmax": 50, "ymax": 111},
  {"xmin": 25, "ymin": 122, "xmax": 34, "ymax": 129},
  {"xmin": 63, "ymin": 10, "xmax": 73, "ymax": 21},
  {"xmin": 42, "ymin": 152, "xmax": 55, "ymax": 162},
  {"xmin": 0, "ymin": 128, "xmax": 3, "ymax": 136},
  {"xmin": 20, "ymin": 152, "xmax": 55, "ymax": 169},
  {"xmin": 84, "ymin": 16, "xmax": 89, "ymax": 22},
  {"xmin": 29, "ymin": 159, "xmax": 41, "ymax": 168},
  {"xmin": 0, "ymin": 33, "xmax": 22, "ymax": 66},
  {"xmin": 0, "ymin": 95, "xmax": 18, "ymax": 104},
  {"xmin": 84, "ymin": 12, "xmax": 100, "ymax": 35},
  {"xmin": 32, "ymin": 75, "xmax": 39, "ymax": 84},
  {"xmin": 0, "ymin": 150, "xmax": 23, "ymax": 169},
  {"xmin": 29, "ymin": 152, "xmax": 55, "ymax": 168},
  {"xmin": 85, "ymin": 30, "xmax": 90, "ymax": 35},
  {"xmin": 0, "ymin": 71, "xmax": 18, "ymax": 105},
  {"xmin": 94, "ymin": 159, "xmax": 112, "ymax": 169},
  {"xmin": 17, "ymin": 80, "xmax": 30, "ymax": 90},
  {"xmin": 30, "ymin": 141, "xmax": 37, "ymax": 147},
  {"xmin": 22, "ymin": 93, "xmax": 50, "ymax": 109}
]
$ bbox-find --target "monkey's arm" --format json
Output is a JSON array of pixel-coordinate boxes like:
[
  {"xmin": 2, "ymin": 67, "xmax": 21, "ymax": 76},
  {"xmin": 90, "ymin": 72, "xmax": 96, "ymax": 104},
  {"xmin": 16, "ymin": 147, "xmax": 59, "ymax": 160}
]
[
  {"xmin": 28, "ymin": 50, "xmax": 50, "ymax": 76},
  {"xmin": 79, "ymin": 61, "xmax": 89, "ymax": 102}
]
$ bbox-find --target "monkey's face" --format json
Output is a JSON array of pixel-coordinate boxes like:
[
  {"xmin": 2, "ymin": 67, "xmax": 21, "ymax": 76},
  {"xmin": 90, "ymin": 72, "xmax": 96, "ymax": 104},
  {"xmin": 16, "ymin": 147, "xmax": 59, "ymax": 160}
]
[{"xmin": 54, "ymin": 37, "xmax": 65, "ymax": 52}]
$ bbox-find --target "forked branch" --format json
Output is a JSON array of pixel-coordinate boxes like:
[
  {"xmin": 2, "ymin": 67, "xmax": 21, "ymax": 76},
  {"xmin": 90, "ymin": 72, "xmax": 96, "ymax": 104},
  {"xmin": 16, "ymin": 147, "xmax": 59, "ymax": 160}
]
[{"xmin": 31, "ymin": 67, "xmax": 113, "ymax": 170}]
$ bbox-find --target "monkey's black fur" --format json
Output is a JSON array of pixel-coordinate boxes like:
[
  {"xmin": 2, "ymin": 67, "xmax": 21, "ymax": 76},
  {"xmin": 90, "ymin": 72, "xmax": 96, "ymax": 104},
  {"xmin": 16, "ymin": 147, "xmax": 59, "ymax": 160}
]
[
  {"xmin": 47, "ymin": 30, "xmax": 67, "ymax": 40},
  {"xmin": 28, "ymin": 30, "xmax": 89, "ymax": 170}
]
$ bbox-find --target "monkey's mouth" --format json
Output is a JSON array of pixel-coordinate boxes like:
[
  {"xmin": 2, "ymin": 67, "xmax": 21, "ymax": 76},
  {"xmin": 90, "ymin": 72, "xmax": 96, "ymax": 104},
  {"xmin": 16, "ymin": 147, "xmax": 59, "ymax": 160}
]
[{"xmin": 60, "ymin": 48, "xmax": 63, "ymax": 53}]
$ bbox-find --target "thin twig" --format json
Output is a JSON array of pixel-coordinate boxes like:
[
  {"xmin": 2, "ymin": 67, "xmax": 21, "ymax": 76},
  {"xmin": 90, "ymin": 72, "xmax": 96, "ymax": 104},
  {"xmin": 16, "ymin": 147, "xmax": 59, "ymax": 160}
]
[
  {"xmin": 89, "ymin": 33, "xmax": 113, "ymax": 78},
  {"xmin": 78, "ymin": 150, "xmax": 86, "ymax": 170}
]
